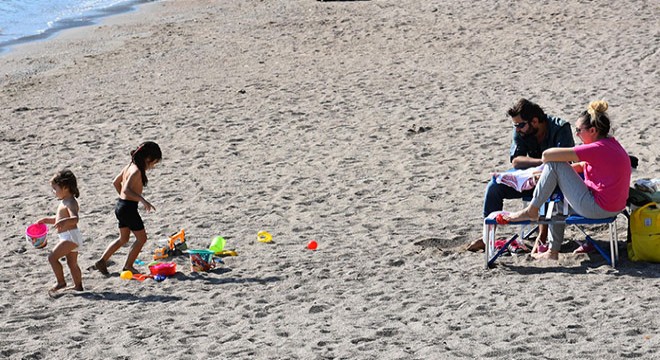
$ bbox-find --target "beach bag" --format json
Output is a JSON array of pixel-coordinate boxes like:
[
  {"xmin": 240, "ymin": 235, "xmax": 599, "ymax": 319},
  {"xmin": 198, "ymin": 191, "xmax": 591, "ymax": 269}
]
[{"xmin": 627, "ymin": 202, "xmax": 660, "ymax": 263}]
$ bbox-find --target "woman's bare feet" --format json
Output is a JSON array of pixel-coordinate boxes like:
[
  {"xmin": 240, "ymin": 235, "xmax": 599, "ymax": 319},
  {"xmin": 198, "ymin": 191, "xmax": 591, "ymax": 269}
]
[
  {"xmin": 504, "ymin": 206, "xmax": 540, "ymax": 223},
  {"xmin": 531, "ymin": 250, "xmax": 559, "ymax": 260}
]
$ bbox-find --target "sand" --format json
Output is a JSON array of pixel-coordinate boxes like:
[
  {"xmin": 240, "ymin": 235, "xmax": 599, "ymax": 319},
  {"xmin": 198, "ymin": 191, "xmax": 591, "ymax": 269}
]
[{"xmin": 1, "ymin": 0, "xmax": 659, "ymax": 358}]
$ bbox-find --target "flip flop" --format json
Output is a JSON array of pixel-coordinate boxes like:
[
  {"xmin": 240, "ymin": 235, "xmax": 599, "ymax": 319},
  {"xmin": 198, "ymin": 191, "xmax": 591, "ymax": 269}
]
[
  {"xmin": 508, "ymin": 241, "xmax": 526, "ymax": 254},
  {"xmin": 573, "ymin": 242, "xmax": 595, "ymax": 254},
  {"xmin": 494, "ymin": 239, "xmax": 508, "ymax": 249}
]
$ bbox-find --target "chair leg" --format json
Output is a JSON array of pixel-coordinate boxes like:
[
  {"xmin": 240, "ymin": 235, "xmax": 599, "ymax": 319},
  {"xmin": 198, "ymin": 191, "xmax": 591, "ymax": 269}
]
[
  {"xmin": 614, "ymin": 222, "xmax": 619, "ymax": 261},
  {"xmin": 483, "ymin": 224, "xmax": 489, "ymax": 269},
  {"xmin": 609, "ymin": 222, "xmax": 618, "ymax": 268},
  {"xmin": 578, "ymin": 226, "xmax": 612, "ymax": 266},
  {"xmin": 484, "ymin": 224, "xmax": 497, "ymax": 269}
]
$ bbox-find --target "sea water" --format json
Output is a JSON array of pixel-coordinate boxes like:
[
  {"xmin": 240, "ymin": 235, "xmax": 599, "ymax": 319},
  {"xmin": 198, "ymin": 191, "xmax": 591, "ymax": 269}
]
[{"xmin": 0, "ymin": 0, "xmax": 154, "ymax": 52}]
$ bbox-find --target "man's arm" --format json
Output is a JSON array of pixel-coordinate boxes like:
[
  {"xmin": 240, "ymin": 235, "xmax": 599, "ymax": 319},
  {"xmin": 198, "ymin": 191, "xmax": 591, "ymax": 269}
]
[
  {"xmin": 513, "ymin": 120, "xmax": 575, "ymax": 168},
  {"xmin": 509, "ymin": 131, "xmax": 540, "ymax": 169},
  {"xmin": 511, "ymin": 156, "xmax": 543, "ymax": 169}
]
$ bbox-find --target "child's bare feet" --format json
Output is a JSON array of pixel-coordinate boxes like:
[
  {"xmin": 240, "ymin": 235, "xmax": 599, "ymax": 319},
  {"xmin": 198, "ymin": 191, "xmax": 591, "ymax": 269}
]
[
  {"xmin": 48, "ymin": 283, "xmax": 66, "ymax": 296},
  {"xmin": 94, "ymin": 260, "xmax": 109, "ymax": 275},
  {"xmin": 122, "ymin": 266, "xmax": 140, "ymax": 274},
  {"xmin": 50, "ymin": 283, "xmax": 67, "ymax": 292},
  {"xmin": 531, "ymin": 250, "xmax": 559, "ymax": 260}
]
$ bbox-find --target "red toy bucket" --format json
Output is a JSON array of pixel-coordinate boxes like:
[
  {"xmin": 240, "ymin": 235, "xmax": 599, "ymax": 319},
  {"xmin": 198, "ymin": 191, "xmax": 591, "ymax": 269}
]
[
  {"xmin": 25, "ymin": 223, "xmax": 48, "ymax": 249},
  {"xmin": 149, "ymin": 262, "xmax": 177, "ymax": 277}
]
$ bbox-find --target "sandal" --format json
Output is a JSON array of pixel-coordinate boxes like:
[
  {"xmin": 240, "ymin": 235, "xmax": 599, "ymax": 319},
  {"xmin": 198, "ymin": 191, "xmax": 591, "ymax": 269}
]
[{"xmin": 573, "ymin": 241, "xmax": 595, "ymax": 254}]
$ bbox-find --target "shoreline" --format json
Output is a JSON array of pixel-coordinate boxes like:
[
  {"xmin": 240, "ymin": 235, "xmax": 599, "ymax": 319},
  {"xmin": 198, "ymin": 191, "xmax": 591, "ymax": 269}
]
[
  {"xmin": 0, "ymin": 0, "xmax": 158, "ymax": 56},
  {"xmin": 1, "ymin": 1, "xmax": 658, "ymax": 358}
]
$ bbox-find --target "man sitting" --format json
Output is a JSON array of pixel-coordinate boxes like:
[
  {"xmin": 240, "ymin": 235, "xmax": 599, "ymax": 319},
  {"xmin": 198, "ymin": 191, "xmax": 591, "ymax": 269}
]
[{"xmin": 467, "ymin": 98, "xmax": 574, "ymax": 251}]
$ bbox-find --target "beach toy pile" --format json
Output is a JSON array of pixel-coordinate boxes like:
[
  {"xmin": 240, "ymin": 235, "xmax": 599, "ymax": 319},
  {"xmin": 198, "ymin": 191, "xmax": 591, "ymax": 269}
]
[{"xmin": 26, "ymin": 223, "xmax": 48, "ymax": 249}]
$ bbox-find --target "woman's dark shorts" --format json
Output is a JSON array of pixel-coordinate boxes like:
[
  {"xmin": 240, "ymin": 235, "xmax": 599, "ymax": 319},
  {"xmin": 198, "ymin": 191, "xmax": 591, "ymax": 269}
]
[{"xmin": 115, "ymin": 199, "xmax": 144, "ymax": 231}]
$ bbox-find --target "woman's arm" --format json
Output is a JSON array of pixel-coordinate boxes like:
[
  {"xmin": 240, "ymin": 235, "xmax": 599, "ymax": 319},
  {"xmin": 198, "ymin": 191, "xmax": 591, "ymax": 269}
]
[{"xmin": 541, "ymin": 147, "xmax": 580, "ymax": 163}]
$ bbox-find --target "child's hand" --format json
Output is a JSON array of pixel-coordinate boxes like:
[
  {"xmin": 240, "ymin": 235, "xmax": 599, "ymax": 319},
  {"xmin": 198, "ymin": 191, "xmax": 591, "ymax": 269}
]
[
  {"xmin": 37, "ymin": 217, "xmax": 54, "ymax": 225},
  {"xmin": 142, "ymin": 199, "xmax": 156, "ymax": 212},
  {"xmin": 54, "ymin": 221, "xmax": 65, "ymax": 232}
]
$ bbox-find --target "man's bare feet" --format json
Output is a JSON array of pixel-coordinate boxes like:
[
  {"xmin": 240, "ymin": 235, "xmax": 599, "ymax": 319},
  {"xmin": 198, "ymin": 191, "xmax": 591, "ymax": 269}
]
[
  {"xmin": 531, "ymin": 250, "xmax": 559, "ymax": 260},
  {"xmin": 504, "ymin": 206, "xmax": 540, "ymax": 223},
  {"xmin": 94, "ymin": 259, "xmax": 109, "ymax": 275},
  {"xmin": 466, "ymin": 239, "xmax": 485, "ymax": 252}
]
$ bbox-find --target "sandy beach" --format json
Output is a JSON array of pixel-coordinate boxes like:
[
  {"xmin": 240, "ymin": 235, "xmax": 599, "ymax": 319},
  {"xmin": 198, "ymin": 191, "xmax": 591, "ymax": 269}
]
[{"xmin": 1, "ymin": 0, "xmax": 659, "ymax": 358}]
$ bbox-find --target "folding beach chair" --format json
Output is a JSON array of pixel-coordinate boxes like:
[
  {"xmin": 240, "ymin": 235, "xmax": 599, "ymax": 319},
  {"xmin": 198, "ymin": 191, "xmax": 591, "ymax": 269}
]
[{"xmin": 483, "ymin": 194, "xmax": 623, "ymax": 269}]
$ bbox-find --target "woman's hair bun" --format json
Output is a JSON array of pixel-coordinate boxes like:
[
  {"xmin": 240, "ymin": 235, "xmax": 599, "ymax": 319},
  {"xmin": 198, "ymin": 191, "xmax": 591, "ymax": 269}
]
[{"xmin": 588, "ymin": 100, "xmax": 608, "ymax": 114}]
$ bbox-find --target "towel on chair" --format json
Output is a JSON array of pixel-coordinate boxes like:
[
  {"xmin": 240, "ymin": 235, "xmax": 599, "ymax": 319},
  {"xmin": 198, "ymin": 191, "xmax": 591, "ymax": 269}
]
[{"xmin": 493, "ymin": 165, "xmax": 544, "ymax": 192}]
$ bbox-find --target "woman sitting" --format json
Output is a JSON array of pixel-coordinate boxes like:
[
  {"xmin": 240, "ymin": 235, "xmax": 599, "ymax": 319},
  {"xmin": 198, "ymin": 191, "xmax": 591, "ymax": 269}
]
[{"xmin": 505, "ymin": 100, "xmax": 631, "ymax": 260}]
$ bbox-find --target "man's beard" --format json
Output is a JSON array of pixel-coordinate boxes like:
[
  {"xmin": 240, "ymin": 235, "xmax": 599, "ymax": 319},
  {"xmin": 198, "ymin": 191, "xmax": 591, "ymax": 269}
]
[{"xmin": 524, "ymin": 126, "xmax": 538, "ymax": 137}]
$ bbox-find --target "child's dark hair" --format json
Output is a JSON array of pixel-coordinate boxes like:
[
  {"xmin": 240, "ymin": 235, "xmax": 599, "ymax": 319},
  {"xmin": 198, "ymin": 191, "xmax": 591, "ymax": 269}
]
[
  {"xmin": 130, "ymin": 141, "xmax": 162, "ymax": 186},
  {"xmin": 51, "ymin": 169, "xmax": 80, "ymax": 198}
]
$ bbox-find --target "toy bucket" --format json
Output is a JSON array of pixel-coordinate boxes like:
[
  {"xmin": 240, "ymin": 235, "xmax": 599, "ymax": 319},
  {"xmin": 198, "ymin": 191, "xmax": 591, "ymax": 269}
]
[
  {"xmin": 209, "ymin": 236, "xmax": 225, "ymax": 253},
  {"xmin": 189, "ymin": 249, "xmax": 216, "ymax": 272},
  {"xmin": 149, "ymin": 262, "xmax": 177, "ymax": 277},
  {"xmin": 25, "ymin": 223, "xmax": 48, "ymax": 249}
]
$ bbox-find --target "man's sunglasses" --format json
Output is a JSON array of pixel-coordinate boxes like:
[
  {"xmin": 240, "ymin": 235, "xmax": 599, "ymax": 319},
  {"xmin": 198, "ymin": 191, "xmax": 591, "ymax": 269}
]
[{"xmin": 513, "ymin": 121, "xmax": 528, "ymax": 129}]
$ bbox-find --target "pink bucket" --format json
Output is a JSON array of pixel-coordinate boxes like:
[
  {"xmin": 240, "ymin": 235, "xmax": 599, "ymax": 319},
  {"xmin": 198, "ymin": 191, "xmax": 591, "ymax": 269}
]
[{"xmin": 26, "ymin": 223, "xmax": 48, "ymax": 249}]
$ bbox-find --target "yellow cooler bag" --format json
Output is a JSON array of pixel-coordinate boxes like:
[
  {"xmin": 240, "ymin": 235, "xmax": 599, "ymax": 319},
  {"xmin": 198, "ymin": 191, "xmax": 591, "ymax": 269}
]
[{"xmin": 628, "ymin": 202, "xmax": 660, "ymax": 262}]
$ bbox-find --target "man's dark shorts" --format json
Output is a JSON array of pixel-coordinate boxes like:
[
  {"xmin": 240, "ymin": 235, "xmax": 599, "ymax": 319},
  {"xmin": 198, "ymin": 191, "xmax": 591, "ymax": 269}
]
[{"xmin": 115, "ymin": 199, "xmax": 144, "ymax": 231}]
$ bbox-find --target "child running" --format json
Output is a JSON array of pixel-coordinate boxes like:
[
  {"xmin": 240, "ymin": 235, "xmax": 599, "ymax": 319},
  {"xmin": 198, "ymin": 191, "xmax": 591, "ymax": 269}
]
[
  {"xmin": 94, "ymin": 141, "xmax": 162, "ymax": 275},
  {"xmin": 37, "ymin": 169, "xmax": 84, "ymax": 295}
]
